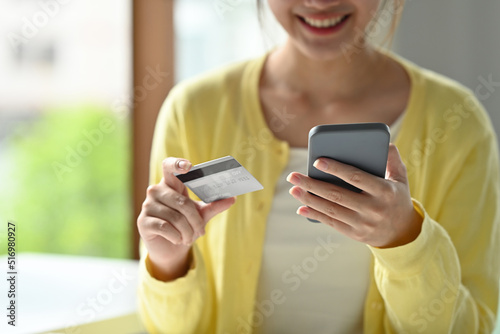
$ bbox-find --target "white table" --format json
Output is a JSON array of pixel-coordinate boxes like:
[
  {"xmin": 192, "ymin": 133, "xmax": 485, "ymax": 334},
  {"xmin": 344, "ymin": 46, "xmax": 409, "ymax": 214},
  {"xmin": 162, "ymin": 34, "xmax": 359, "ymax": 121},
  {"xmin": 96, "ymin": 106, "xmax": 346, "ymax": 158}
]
[
  {"xmin": 1, "ymin": 253, "xmax": 498, "ymax": 334},
  {"xmin": 0, "ymin": 253, "xmax": 145, "ymax": 334}
]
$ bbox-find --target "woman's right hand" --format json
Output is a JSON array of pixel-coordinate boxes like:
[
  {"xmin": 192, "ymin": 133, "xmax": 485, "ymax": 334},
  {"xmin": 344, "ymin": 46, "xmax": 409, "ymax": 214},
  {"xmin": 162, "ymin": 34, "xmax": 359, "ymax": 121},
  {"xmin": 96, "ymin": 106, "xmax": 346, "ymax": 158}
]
[{"xmin": 137, "ymin": 157, "xmax": 236, "ymax": 281}]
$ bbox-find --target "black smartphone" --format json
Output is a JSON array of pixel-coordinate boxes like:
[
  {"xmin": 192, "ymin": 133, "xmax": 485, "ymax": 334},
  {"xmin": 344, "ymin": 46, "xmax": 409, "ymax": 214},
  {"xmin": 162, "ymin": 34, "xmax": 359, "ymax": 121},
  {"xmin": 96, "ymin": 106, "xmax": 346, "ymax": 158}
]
[{"xmin": 306, "ymin": 123, "xmax": 390, "ymax": 222}]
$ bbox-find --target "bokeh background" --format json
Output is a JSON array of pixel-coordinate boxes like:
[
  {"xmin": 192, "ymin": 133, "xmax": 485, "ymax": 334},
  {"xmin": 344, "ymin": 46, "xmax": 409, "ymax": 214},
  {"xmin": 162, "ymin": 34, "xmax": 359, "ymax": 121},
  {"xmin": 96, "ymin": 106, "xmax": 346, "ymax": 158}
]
[{"xmin": 0, "ymin": 0, "xmax": 498, "ymax": 333}]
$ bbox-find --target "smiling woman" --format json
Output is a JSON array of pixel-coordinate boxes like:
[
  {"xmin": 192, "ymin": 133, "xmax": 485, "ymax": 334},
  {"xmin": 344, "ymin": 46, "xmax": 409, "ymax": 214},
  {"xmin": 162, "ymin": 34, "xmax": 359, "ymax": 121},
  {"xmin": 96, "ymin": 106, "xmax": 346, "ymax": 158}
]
[{"xmin": 136, "ymin": 0, "xmax": 499, "ymax": 333}]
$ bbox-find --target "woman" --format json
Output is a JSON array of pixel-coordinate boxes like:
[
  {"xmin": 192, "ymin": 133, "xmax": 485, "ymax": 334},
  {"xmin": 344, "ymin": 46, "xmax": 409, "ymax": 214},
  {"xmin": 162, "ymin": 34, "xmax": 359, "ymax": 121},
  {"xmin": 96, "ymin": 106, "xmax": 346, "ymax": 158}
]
[{"xmin": 137, "ymin": 0, "xmax": 500, "ymax": 332}]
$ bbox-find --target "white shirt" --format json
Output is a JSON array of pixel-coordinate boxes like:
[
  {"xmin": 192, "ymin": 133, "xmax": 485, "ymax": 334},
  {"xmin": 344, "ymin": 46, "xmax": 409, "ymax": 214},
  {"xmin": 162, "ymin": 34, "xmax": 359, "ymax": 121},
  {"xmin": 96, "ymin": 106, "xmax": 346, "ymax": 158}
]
[{"xmin": 255, "ymin": 120, "xmax": 404, "ymax": 333}]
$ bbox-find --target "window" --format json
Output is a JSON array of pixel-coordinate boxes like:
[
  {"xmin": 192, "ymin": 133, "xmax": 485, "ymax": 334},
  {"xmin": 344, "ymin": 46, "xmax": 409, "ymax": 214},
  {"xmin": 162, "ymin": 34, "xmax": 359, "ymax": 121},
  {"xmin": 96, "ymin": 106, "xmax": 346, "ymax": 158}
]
[{"xmin": 0, "ymin": 0, "xmax": 132, "ymax": 258}]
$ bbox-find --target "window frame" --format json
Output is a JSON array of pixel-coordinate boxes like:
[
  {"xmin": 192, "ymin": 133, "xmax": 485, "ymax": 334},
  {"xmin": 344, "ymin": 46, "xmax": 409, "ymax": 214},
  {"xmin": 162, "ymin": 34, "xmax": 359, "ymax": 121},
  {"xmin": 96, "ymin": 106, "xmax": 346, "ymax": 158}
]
[{"xmin": 132, "ymin": 0, "xmax": 174, "ymax": 259}]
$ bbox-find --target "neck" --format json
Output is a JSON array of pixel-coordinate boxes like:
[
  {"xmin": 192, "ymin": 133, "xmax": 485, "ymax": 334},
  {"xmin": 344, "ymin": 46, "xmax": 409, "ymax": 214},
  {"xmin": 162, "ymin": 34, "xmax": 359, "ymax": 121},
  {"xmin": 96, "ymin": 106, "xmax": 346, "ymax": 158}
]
[{"xmin": 265, "ymin": 40, "xmax": 388, "ymax": 103}]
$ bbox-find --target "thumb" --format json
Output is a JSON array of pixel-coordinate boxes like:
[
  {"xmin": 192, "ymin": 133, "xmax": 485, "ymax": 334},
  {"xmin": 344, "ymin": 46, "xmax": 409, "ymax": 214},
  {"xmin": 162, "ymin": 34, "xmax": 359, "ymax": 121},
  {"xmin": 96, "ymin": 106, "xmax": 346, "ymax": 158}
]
[
  {"xmin": 198, "ymin": 197, "xmax": 237, "ymax": 223},
  {"xmin": 385, "ymin": 143, "xmax": 408, "ymax": 184},
  {"xmin": 162, "ymin": 157, "xmax": 192, "ymax": 194}
]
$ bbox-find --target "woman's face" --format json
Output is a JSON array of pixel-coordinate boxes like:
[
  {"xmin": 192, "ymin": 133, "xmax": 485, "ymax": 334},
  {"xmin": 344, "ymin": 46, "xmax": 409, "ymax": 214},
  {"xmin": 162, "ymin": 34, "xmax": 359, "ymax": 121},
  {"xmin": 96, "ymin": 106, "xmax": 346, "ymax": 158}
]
[{"xmin": 268, "ymin": 0, "xmax": 383, "ymax": 60}]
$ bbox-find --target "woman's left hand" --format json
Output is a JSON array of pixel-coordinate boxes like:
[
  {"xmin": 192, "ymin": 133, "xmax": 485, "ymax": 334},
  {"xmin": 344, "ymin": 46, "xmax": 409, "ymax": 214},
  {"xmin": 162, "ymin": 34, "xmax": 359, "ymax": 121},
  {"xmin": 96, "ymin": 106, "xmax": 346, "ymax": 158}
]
[{"xmin": 287, "ymin": 143, "xmax": 423, "ymax": 248}]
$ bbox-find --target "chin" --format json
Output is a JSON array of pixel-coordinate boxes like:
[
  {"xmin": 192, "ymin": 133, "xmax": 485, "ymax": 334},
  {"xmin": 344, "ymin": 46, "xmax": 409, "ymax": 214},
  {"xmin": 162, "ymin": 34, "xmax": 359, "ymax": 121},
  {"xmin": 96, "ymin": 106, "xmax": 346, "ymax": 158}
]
[
  {"xmin": 285, "ymin": 18, "xmax": 368, "ymax": 63},
  {"xmin": 293, "ymin": 39, "xmax": 353, "ymax": 63}
]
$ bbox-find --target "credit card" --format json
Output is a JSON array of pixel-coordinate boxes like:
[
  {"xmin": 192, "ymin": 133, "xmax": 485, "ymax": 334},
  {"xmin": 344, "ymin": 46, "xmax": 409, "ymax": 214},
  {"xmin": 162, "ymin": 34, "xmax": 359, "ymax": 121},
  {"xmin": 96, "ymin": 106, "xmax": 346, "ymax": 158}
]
[{"xmin": 175, "ymin": 156, "xmax": 263, "ymax": 203}]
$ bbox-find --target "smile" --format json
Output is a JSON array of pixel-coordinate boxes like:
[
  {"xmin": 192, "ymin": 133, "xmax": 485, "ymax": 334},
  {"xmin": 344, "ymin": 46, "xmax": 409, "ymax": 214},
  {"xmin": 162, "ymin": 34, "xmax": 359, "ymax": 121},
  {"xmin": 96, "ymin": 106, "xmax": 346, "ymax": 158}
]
[
  {"xmin": 296, "ymin": 14, "xmax": 351, "ymax": 36},
  {"xmin": 301, "ymin": 15, "xmax": 349, "ymax": 29}
]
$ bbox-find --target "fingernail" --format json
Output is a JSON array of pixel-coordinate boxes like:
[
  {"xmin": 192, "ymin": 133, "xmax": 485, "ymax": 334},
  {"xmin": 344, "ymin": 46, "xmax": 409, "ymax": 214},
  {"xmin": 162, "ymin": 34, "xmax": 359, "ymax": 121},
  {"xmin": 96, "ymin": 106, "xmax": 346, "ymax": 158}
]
[
  {"xmin": 286, "ymin": 173, "xmax": 300, "ymax": 185},
  {"xmin": 178, "ymin": 160, "xmax": 191, "ymax": 170},
  {"xmin": 297, "ymin": 206, "xmax": 309, "ymax": 216},
  {"xmin": 289, "ymin": 187, "xmax": 302, "ymax": 198},
  {"xmin": 314, "ymin": 159, "xmax": 327, "ymax": 171}
]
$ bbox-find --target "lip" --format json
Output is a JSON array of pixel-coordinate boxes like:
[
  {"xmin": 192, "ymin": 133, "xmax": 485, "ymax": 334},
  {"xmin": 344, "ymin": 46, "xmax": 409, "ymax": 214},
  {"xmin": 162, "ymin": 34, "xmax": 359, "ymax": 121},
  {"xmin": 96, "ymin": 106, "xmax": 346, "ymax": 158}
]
[
  {"xmin": 297, "ymin": 14, "xmax": 350, "ymax": 36},
  {"xmin": 300, "ymin": 13, "xmax": 347, "ymax": 20}
]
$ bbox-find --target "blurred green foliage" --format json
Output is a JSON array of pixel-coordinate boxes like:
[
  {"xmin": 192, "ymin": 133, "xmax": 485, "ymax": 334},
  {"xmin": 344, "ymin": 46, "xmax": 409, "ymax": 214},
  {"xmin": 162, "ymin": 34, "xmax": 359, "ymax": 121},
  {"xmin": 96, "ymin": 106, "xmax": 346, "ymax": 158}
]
[{"xmin": 0, "ymin": 106, "xmax": 131, "ymax": 258}]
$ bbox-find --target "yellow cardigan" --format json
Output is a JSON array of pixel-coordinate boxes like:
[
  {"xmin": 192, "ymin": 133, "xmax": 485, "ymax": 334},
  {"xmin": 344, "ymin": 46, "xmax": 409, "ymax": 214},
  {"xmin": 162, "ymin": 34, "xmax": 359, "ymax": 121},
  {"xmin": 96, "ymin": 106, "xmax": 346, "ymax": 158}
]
[{"xmin": 138, "ymin": 54, "xmax": 500, "ymax": 333}]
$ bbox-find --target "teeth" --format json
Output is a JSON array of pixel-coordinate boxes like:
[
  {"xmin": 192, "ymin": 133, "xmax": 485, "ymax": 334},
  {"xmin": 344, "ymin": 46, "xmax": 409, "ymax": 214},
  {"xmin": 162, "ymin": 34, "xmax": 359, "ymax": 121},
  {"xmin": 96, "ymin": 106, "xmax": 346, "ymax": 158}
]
[{"xmin": 303, "ymin": 16, "xmax": 345, "ymax": 28}]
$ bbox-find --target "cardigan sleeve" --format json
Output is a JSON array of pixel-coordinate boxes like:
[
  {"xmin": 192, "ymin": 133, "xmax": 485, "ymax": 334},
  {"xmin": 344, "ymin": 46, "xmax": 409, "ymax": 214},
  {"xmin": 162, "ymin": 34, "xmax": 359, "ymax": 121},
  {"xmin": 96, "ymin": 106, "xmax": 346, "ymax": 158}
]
[
  {"xmin": 368, "ymin": 130, "xmax": 500, "ymax": 333},
  {"xmin": 138, "ymin": 245, "xmax": 212, "ymax": 333},
  {"xmin": 136, "ymin": 88, "xmax": 214, "ymax": 333}
]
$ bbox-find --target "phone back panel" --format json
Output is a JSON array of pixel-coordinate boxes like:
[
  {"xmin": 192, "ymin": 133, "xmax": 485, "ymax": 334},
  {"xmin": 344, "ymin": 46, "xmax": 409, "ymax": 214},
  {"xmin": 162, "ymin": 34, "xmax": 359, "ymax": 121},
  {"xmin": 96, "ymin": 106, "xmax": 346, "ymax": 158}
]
[{"xmin": 307, "ymin": 123, "xmax": 390, "ymax": 193}]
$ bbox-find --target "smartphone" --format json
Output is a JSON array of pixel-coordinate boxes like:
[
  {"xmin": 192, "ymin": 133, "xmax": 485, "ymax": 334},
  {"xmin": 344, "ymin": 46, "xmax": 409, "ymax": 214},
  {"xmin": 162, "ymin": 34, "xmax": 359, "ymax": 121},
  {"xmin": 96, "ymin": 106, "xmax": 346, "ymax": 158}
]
[{"xmin": 306, "ymin": 123, "xmax": 390, "ymax": 222}]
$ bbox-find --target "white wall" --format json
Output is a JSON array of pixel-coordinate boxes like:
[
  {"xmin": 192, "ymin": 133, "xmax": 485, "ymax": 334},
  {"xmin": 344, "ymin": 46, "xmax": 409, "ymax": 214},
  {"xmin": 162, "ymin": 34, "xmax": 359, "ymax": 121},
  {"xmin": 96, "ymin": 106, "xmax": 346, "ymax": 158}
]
[{"xmin": 394, "ymin": 0, "xmax": 500, "ymax": 149}]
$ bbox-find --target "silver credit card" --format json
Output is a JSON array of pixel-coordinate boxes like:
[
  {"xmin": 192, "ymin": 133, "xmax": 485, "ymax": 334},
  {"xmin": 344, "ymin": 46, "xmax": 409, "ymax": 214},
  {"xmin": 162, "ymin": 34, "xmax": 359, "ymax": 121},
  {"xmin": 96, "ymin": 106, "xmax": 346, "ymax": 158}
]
[{"xmin": 175, "ymin": 156, "xmax": 263, "ymax": 203}]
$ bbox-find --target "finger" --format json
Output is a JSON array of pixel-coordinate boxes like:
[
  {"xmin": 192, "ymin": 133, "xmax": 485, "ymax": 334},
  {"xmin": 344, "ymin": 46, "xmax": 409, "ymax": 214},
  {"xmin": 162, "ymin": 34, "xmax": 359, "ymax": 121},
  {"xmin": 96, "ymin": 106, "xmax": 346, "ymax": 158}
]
[
  {"xmin": 289, "ymin": 186, "xmax": 359, "ymax": 226},
  {"xmin": 143, "ymin": 201, "xmax": 196, "ymax": 244},
  {"xmin": 141, "ymin": 191, "xmax": 198, "ymax": 243},
  {"xmin": 296, "ymin": 205, "xmax": 354, "ymax": 236},
  {"xmin": 287, "ymin": 172, "xmax": 362, "ymax": 211},
  {"xmin": 162, "ymin": 157, "xmax": 193, "ymax": 194},
  {"xmin": 197, "ymin": 197, "xmax": 236, "ymax": 224},
  {"xmin": 385, "ymin": 143, "xmax": 408, "ymax": 184},
  {"xmin": 152, "ymin": 186, "xmax": 205, "ymax": 238},
  {"xmin": 312, "ymin": 158, "xmax": 385, "ymax": 194},
  {"xmin": 139, "ymin": 216, "xmax": 183, "ymax": 245}
]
